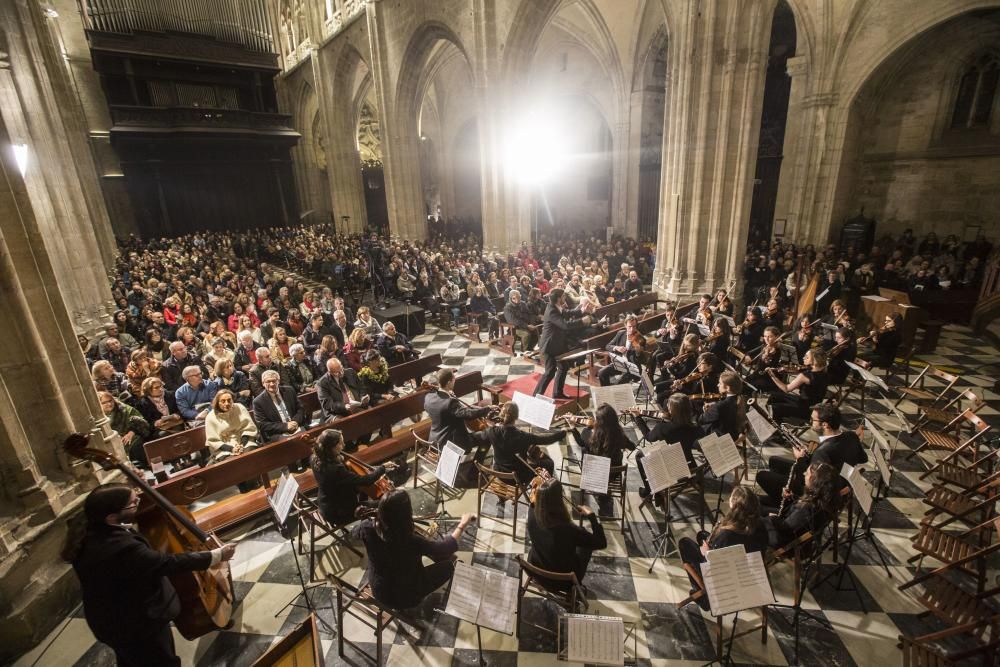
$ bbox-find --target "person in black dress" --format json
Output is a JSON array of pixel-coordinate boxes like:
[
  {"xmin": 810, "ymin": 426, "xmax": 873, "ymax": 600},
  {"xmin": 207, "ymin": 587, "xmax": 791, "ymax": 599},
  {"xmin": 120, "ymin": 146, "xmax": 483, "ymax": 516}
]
[
  {"xmin": 357, "ymin": 349, "xmax": 395, "ymax": 406},
  {"xmin": 678, "ymin": 486, "xmax": 768, "ymax": 610},
  {"xmin": 635, "ymin": 393, "xmax": 703, "ymax": 498},
  {"xmin": 526, "ymin": 478, "xmax": 606, "ymax": 590},
  {"xmin": 767, "ymin": 348, "xmax": 829, "ymax": 423},
  {"xmin": 472, "ymin": 402, "xmax": 563, "ymax": 484},
  {"xmin": 352, "ymin": 489, "xmax": 476, "ymax": 609},
  {"xmin": 826, "ymin": 327, "xmax": 857, "ymax": 385},
  {"xmin": 63, "ymin": 483, "xmax": 236, "ymax": 667},
  {"xmin": 791, "ymin": 315, "xmax": 815, "ymax": 364},
  {"xmin": 858, "ymin": 312, "xmax": 902, "ymax": 369},
  {"xmin": 699, "ymin": 370, "xmax": 745, "ymax": 440},
  {"xmin": 569, "ymin": 404, "xmax": 636, "ymax": 467},
  {"xmin": 734, "ymin": 307, "xmax": 765, "ymax": 353},
  {"xmin": 706, "ymin": 318, "xmax": 732, "ymax": 363},
  {"xmin": 310, "ymin": 428, "xmax": 398, "ymax": 526},
  {"xmin": 766, "ymin": 461, "xmax": 839, "ymax": 548}
]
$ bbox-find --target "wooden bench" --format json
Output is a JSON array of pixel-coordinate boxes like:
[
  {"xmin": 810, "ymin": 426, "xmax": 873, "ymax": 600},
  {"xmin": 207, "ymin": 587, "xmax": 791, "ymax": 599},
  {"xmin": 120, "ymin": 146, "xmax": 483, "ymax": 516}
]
[
  {"xmin": 142, "ymin": 371, "xmax": 484, "ymax": 532},
  {"xmin": 388, "ymin": 353, "xmax": 442, "ymax": 386},
  {"xmin": 580, "ymin": 310, "xmax": 670, "ymax": 384},
  {"xmin": 593, "ymin": 291, "xmax": 661, "ymax": 322}
]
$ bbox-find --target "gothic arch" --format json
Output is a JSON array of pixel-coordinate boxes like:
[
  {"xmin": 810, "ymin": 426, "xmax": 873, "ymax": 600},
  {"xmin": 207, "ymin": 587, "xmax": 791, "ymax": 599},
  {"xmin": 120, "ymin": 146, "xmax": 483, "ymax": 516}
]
[{"xmin": 394, "ymin": 22, "xmax": 473, "ymax": 123}]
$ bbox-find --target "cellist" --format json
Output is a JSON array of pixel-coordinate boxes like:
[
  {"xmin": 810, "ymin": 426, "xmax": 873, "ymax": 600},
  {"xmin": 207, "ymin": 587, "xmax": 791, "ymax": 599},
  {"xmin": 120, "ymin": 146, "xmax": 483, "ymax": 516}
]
[
  {"xmin": 62, "ymin": 483, "xmax": 236, "ymax": 667},
  {"xmin": 310, "ymin": 428, "xmax": 398, "ymax": 526}
]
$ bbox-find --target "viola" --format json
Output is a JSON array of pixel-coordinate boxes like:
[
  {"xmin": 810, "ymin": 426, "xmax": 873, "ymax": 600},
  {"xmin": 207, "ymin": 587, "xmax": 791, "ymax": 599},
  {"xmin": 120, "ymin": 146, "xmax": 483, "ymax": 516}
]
[
  {"xmin": 342, "ymin": 451, "xmax": 394, "ymax": 500},
  {"xmin": 63, "ymin": 434, "xmax": 234, "ymax": 639}
]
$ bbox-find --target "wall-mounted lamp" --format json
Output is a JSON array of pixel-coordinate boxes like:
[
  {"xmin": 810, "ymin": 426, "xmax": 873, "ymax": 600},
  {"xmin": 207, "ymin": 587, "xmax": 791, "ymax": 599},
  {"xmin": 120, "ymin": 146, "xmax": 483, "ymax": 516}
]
[{"xmin": 12, "ymin": 144, "xmax": 28, "ymax": 177}]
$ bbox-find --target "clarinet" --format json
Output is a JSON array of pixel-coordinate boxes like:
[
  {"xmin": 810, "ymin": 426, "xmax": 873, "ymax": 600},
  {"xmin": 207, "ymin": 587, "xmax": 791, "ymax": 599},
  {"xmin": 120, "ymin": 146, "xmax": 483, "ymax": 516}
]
[{"xmin": 777, "ymin": 447, "xmax": 811, "ymax": 517}]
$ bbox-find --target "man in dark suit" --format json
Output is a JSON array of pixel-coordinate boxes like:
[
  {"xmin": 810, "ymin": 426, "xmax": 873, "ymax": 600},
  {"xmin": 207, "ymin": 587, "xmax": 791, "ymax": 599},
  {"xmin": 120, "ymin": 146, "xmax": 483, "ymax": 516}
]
[
  {"xmin": 599, "ymin": 314, "xmax": 642, "ymax": 386},
  {"xmin": 533, "ymin": 288, "xmax": 593, "ymax": 399},
  {"xmin": 65, "ymin": 483, "xmax": 235, "ymax": 667},
  {"xmin": 249, "ymin": 347, "xmax": 290, "ymax": 396},
  {"xmin": 252, "ymin": 369, "xmax": 306, "ymax": 441},
  {"xmin": 259, "ymin": 307, "xmax": 288, "ymax": 343},
  {"xmin": 424, "ymin": 368, "xmax": 492, "ymax": 461},
  {"xmin": 316, "ymin": 357, "xmax": 365, "ymax": 420},
  {"xmin": 376, "ymin": 321, "xmax": 417, "ymax": 365},
  {"xmin": 330, "ymin": 309, "xmax": 350, "ymax": 349},
  {"xmin": 302, "ymin": 312, "xmax": 333, "ymax": 355},
  {"xmin": 160, "ymin": 341, "xmax": 207, "ymax": 392},
  {"xmin": 757, "ymin": 403, "xmax": 868, "ymax": 505}
]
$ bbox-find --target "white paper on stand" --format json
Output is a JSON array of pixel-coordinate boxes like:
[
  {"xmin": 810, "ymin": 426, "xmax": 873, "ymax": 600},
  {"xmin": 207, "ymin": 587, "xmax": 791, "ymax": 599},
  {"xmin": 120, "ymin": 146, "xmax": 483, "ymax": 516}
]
[
  {"xmin": 639, "ymin": 442, "xmax": 690, "ymax": 494},
  {"xmin": 444, "ymin": 561, "xmax": 518, "ymax": 635},
  {"xmin": 702, "ymin": 545, "xmax": 776, "ymax": 617},
  {"xmin": 590, "ymin": 384, "xmax": 636, "ymax": 415},
  {"xmin": 435, "ymin": 441, "xmax": 465, "ymax": 488},
  {"xmin": 845, "ymin": 361, "xmax": 889, "ymax": 392},
  {"xmin": 840, "ymin": 463, "xmax": 875, "ymax": 516},
  {"xmin": 747, "ymin": 407, "xmax": 776, "ymax": 444},
  {"xmin": 268, "ymin": 472, "xmax": 299, "ymax": 526},
  {"xmin": 566, "ymin": 615, "xmax": 625, "ymax": 666},
  {"xmin": 581, "ymin": 454, "xmax": 612, "ymax": 494},
  {"xmin": 864, "ymin": 418, "xmax": 892, "ymax": 486},
  {"xmin": 444, "ymin": 561, "xmax": 483, "ymax": 625},
  {"xmin": 513, "ymin": 391, "xmax": 556, "ymax": 428},
  {"xmin": 699, "ymin": 432, "xmax": 742, "ymax": 476}
]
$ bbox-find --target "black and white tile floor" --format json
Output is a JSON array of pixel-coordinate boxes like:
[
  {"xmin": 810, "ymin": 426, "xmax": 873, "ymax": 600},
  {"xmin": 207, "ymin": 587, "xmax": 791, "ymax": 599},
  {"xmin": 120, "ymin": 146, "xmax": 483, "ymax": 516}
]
[{"xmin": 19, "ymin": 323, "xmax": 1000, "ymax": 666}]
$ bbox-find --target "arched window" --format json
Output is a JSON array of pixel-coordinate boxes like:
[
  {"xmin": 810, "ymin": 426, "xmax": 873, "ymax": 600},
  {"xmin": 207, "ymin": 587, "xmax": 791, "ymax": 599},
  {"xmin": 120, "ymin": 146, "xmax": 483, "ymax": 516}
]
[{"xmin": 951, "ymin": 53, "xmax": 999, "ymax": 129}]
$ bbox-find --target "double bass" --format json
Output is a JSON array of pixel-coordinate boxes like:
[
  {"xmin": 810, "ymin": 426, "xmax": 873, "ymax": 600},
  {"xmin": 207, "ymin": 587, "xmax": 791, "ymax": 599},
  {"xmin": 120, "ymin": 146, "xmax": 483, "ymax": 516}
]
[{"xmin": 63, "ymin": 433, "xmax": 234, "ymax": 639}]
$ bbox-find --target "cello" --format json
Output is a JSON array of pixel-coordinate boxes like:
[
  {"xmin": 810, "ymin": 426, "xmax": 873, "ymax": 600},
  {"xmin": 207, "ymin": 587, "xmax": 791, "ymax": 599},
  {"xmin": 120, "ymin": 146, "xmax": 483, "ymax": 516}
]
[
  {"xmin": 63, "ymin": 433, "xmax": 234, "ymax": 639},
  {"xmin": 342, "ymin": 450, "xmax": 395, "ymax": 500}
]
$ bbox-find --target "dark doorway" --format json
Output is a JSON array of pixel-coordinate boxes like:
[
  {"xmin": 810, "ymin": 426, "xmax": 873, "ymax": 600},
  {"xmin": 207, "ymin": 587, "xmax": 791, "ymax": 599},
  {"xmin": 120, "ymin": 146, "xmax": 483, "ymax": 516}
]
[{"xmin": 362, "ymin": 162, "xmax": 389, "ymax": 234}]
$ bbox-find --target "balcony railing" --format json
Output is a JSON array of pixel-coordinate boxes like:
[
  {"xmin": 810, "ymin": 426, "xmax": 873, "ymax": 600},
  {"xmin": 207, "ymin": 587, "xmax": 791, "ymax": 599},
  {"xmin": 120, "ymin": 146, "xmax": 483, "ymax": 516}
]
[{"xmin": 110, "ymin": 106, "xmax": 298, "ymax": 136}]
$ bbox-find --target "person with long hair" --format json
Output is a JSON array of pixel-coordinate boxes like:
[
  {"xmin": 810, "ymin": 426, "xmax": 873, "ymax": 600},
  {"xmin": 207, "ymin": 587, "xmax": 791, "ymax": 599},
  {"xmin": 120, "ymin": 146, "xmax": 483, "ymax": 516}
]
[
  {"xmin": 343, "ymin": 328, "xmax": 371, "ymax": 372},
  {"xmin": 352, "ymin": 489, "xmax": 475, "ymax": 610},
  {"xmin": 526, "ymin": 478, "xmax": 607, "ymax": 590},
  {"xmin": 699, "ymin": 370, "xmax": 746, "ymax": 440},
  {"xmin": 635, "ymin": 393, "xmax": 703, "ymax": 498},
  {"xmin": 62, "ymin": 483, "xmax": 235, "ymax": 667},
  {"xmin": 471, "ymin": 401, "xmax": 564, "ymax": 484},
  {"xmin": 136, "ymin": 377, "xmax": 183, "ymax": 438},
  {"xmin": 767, "ymin": 348, "xmax": 829, "ymax": 423},
  {"xmin": 310, "ymin": 429, "xmax": 397, "ymax": 526},
  {"xmin": 570, "ymin": 403, "xmax": 636, "ymax": 467},
  {"xmin": 766, "ymin": 461, "xmax": 839, "ymax": 548},
  {"xmin": 678, "ymin": 486, "xmax": 767, "ymax": 610}
]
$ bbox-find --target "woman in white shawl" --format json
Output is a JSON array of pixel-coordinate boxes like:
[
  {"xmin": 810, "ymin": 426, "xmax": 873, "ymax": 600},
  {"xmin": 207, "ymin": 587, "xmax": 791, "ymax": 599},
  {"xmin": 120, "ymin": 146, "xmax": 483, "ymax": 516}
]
[{"xmin": 204, "ymin": 389, "xmax": 258, "ymax": 463}]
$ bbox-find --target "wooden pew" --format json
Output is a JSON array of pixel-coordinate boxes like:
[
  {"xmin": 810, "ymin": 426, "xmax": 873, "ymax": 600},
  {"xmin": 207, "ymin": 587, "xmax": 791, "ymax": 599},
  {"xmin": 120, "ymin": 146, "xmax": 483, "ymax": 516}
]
[
  {"xmin": 581, "ymin": 311, "xmax": 669, "ymax": 384},
  {"xmin": 388, "ymin": 353, "xmax": 441, "ymax": 386},
  {"xmin": 143, "ymin": 371, "xmax": 483, "ymax": 532},
  {"xmin": 593, "ymin": 291, "xmax": 660, "ymax": 322}
]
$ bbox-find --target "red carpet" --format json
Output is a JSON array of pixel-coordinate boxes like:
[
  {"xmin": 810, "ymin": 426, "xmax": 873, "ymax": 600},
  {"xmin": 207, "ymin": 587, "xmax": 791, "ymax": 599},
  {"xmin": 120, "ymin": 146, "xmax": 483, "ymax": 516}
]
[{"xmin": 496, "ymin": 373, "xmax": 589, "ymax": 407}]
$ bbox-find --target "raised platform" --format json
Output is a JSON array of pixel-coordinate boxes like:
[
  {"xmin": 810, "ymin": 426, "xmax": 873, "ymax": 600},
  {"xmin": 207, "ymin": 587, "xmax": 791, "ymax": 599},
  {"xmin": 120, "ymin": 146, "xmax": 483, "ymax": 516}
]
[{"xmin": 492, "ymin": 372, "xmax": 590, "ymax": 415}]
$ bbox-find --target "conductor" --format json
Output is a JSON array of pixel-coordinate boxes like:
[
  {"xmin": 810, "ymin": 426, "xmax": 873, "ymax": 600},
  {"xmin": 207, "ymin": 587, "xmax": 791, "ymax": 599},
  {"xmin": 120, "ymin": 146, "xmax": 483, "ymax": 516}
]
[{"xmin": 532, "ymin": 288, "xmax": 593, "ymax": 399}]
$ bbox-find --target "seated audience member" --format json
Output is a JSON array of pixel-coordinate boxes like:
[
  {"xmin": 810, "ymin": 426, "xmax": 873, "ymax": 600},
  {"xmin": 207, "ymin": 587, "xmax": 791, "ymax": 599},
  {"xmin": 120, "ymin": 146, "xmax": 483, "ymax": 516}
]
[
  {"xmin": 100, "ymin": 323, "xmax": 138, "ymax": 354},
  {"xmin": 98, "ymin": 390, "xmax": 151, "ymax": 468},
  {"xmin": 353, "ymin": 489, "xmax": 475, "ymax": 610},
  {"xmin": 101, "ymin": 338, "xmax": 130, "ymax": 373},
  {"xmin": 233, "ymin": 330, "xmax": 258, "ymax": 373},
  {"xmin": 375, "ymin": 321, "xmax": 417, "ymax": 366},
  {"xmin": 268, "ymin": 327, "xmax": 295, "ymax": 359},
  {"xmin": 252, "ymin": 369, "xmax": 306, "ymax": 442},
  {"xmin": 310, "ymin": 428, "xmax": 397, "ymax": 525},
  {"xmin": 302, "ymin": 313, "xmax": 330, "ymax": 355},
  {"xmin": 342, "ymin": 328, "xmax": 371, "ymax": 372},
  {"xmin": 466, "ymin": 285, "xmax": 496, "ymax": 342},
  {"xmin": 202, "ymin": 337, "xmax": 234, "ymax": 374},
  {"xmin": 92, "ymin": 360, "xmax": 130, "ymax": 397},
  {"xmin": 354, "ymin": 306, "xmax": 382, "ymax": 337},
  {"xmin": 357, "ymin": 350, "xmax": 394, "ymax": 406},
  {"xmin": 503, "ymin": 289, "xmax": 539, "ymax": 355},
  {"xmin": 249, "ymin": 347, "xmax": 289, "ymax": 396},
  {"xmin": 316, "ymin": 357, "xmax": 364, "ymax": 421},
  {"xmin": 286, "ymin": 343, "xmax": 316, "ymax": 393},
  {"xmin": 313, "ymin": 334, "xmax": 341, "ymax": 372},
  {"xmin": 143, "ymin": 328, "xmax": 169, "ymax": 362},
  {"xmin": 125, "ymin": 349, "xmax": 161, "ymax": 396},
  {"xmin": 136, "ymin": 377, "xmax": 183, "ymax": 438},
  {"xmin": 527, "ymin": 478, "xmax": 606, "ymax": 590},
  {"xmin": 471, "ymin": 402, "xmax": 562, "ymax": 485},
  {"xmin": 204, "ymin": 390, "xmax": 259, "ymax": 463},
  {"xmin": 214, "ymin": 358, "xmax": 252, "ymax": 409},
  {"xmin": 766, "ymin": 461, "xmax": 838, "ymax": 549},
  {"xmin": 678, "ymin": 487, "xmax": 768, "ymax": 610},
  {"xmin": 160, "ymin": 341, "xmax": 206, "ymax": 392},
  {"xmin": 331, "ymin": 309, "xmax": 350, "ymax": 348},
  {"xmin": 174, "ymin": 365, "xmax": 218, "ymax": 425}
]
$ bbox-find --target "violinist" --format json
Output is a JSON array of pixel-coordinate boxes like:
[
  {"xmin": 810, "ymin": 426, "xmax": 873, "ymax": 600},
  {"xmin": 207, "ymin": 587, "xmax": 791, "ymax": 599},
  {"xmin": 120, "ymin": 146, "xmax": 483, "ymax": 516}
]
[
  {"xmin": 826, "ymin": 299, "xmax": 854, "ymax": 333},
  {"xmin": 599, "ymin": 314, "xmax": 644, "ymax": 386},
  {"xmin": 766, "ymin": 348, "xmax": 829, "ymax": 423},
  {"xmin": 526, "ymin": 478, "xmax": 606, "ymax": 591},
  {"xmin": 762, "ymin": 298, "xmax": 784, "ymax": 329},
  {"xmin": 635, "ymin": 394, "xmax": 703, "ymax": 498},
  {"xmin": 710, "ymin": 289, "xmax": 734, "ymax": 317},
  {"xmin": 310, "ymin": 428, "xmax": 398, "ymax": 526},
  {"xmin": 660, "ymin": 333, "xmax": 701, "ymax": 382},
  {"xmin": 826, "ymin": 327, "xmax": 857, "ymax": 385},
  {"xmin": 568, "ymin": 405, "xmax": 636, "ymax": 510},
  {"xmin": 662, "ymin": 352, "xmax": 721, "ymax": 404},
  {"xmin": 706, "ymin": 318, "xmax": 732, "ymax": 360},
  {"xmin": 647, "ymin": 304, "xmax": 683, "ymax": 376},
  {"xmin": 471, "ymin": 402, "xmax": 563, "ymax": 485},
  {"xmin": 699, "ymin": 370, "xmax": 745, "ymax": 440},
  {"xmin": 62, "ymin": 483, "xmax": 236, "ymax": 667},
  {"xmin": 791, "ymin": 315, "xmax": 815, "ymax": 364},
  {"xmin": 353, "ymin": 489, "xmax": 476, "ymax": 610},
  {"xmin": 425, "ymin": 368, "xmax": 493, "ymax": 463},
  {"xmin": 695, "ymin": 294, "xmax": 714, "ymax": 327},
  {"xmin": 734, "ymin": 307, "xmax": 765, "ymax": 353},
  {"xmin": 746, "ymin": 326, "xmax": 783, "ymax": 391},
  {"xmin": 858, "ymin": 312, "xmax": 902, "ymax": 368}
]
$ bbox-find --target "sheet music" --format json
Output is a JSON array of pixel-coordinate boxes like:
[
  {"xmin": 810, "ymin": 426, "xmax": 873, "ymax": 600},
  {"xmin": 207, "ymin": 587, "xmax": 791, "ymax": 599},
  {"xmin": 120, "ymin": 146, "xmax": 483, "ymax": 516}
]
[
  {"xmin": 863, "ymin": 295, "xmax": 890, "ymax": 302},
  {"xmin": 815, "ymin": 287, "xmax": 831, "ymax": 303},
  {"xmin": 702, "ymin": 546, "xmax": 776, "ymax": 617},
  {"xmin": 640, "ymin": 442, "xmax": 690, "ymax": 494},
  {"xmin": 445, "ymin": 561, "xmax": 484, "ymax": 625},
  {"xmin": 435, "ymin": 441, "xmax": 464, "ymax": 488},
  {"xmin": 513, "ymin": 391, "xmax": 556, "ymax": 428},
  {"xmin": 580, "ymin": 454, "xmax": 611, "ymax": 494},
  {"xmin": 566, "ymin": 615, "xmax": 625, "ymax": 666},
  {"xmin": 699, "ymin": 432, "xmax": 742, "ymax": 476},
  {"xmin": 590, "ymin": 384, "xmax": 636, "ymax": 415},
  {"xmin": 478, "ymin": 568, "xmax": 518, "ymax": 635},
  {"xmin": 268, "ymin": 472, "xmax": 299, "ymax": 526},
  {"xmin": 841, "ymin": 463, "xmax": 875, "ymax": 516},
  {"xmin": 747, "ymin": 406, "xmax": 776, "ymax": 444},
  {"xmin": 865, "ymin": 418, "xmax": 892, "ymax": 486},
  {"xmin": 640, "ymin": 370, "xmax": 655, "ymax": 397},
  {"xmin": 845, "ymin": 361, "xmax": 889, "ymax": 392}
]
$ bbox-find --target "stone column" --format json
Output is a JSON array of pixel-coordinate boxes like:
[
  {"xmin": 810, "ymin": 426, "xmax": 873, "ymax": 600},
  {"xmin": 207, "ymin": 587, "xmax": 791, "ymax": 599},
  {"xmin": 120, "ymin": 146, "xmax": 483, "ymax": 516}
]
[
  {"xmin": 772, "ymin": 54, "xmax": 816, "ymax": 243},
  {"xmin": 782, "ymin": 91, "xmax": 839, "ymax": 246},
  {"xmin": 653, "ymin": 0, "xmax": 776, "ymax": 302},
  {"xmin": 610, "ymin": 119, "xmax": 629, "ymax": 235},
  {"xmin": 365, "ymin": 0, "xmax": 426, "ymax": 240}
]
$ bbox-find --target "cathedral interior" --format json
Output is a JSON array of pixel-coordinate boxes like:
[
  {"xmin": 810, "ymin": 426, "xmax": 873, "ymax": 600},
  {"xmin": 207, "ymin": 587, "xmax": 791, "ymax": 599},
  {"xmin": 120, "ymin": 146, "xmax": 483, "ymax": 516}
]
[{"xmin": 3, "ymin": 0, "xmax": 1000, "ymax": 665}]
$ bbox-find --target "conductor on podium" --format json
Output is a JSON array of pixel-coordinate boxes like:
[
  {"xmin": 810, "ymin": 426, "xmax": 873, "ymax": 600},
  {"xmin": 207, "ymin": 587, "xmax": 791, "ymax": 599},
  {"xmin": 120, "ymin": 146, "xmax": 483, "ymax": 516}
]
[{"xmin": 533, "ymin": 288, "xmax": 593, "ymax": 399}]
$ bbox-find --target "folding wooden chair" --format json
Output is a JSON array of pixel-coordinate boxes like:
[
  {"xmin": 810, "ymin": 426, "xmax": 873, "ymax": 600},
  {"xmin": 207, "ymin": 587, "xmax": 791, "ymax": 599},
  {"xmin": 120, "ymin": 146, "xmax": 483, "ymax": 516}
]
[
  {"xmin": 912, "ymin": 388, "xmax": 985, "ymax": 434},
  {"xmin": 894, "ymin": 365, "xmax": 960, "ymax": 411},
  {"xmin": 476, "ymin": 462, "xmax": 529, "ymax": 541},
  {"xmin": 411, "ymin": 430, "xmax": 440, "ymax": 489},
  {"xmin": 912, "ymin": 410, "xmax": 992, "ymax": 479},
  {"xmin": 330, "ymin": 574, "xmax": 411, "ymax": 666},
  {"xmin": 514, "ymin": 555, "xmax": 588, "ymax": 637},
  {"xmin": 906, "ymin": 517, "xmax": 1000, "ymax": 592},
  {"xmin": 908, "ymin": 570, "xmax": 998, "ymax": 635},
  {"xmin": 922, "ymin": 473, "xmax": 1000, "ymax": 531},
  {"xmin": 766, "ymin": 530, "xmax": 827, "ymax": 663},
  {"xmin": 294, "ymin": 493, "xmax": 362, "ymax": 580},
  {"xmin": 677, "ymin": 560, "xmax": 769, "ymax": 661},
  {"xmin": 899, "ymin": 616, "xmax": 1000, "ymax": 667}
]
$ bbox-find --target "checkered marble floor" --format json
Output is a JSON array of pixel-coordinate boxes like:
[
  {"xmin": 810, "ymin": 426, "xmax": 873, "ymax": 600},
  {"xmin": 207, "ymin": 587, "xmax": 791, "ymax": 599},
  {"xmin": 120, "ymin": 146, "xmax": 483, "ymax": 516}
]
[{"xmin": 19, "ymin": 323, "xmax": 1000, "ymax": 667}]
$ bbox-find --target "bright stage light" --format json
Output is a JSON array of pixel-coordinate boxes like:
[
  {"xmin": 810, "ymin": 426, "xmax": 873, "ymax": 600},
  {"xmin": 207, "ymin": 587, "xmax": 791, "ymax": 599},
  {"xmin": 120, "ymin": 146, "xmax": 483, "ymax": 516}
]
[
  {"xmin": 12, "ymin": 144, "xmax": 28, "ymax": 177},
  {"xmin": 504, "ymin": 112, "xmax": 568, "ymax": 185}
]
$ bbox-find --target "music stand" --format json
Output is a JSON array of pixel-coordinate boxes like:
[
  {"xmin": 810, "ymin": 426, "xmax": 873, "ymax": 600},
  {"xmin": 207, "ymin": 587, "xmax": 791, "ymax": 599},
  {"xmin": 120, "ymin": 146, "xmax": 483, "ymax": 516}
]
[{"xmin": 558, "ymin": 347, "xmax": 600, "ymax": 402}]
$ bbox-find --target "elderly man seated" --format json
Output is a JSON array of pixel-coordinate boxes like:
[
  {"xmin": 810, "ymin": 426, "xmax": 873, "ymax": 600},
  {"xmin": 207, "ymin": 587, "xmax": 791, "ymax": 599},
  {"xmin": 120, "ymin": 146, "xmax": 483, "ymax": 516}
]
[
  {"xmin": 174, "ymin": 365, "xmax": 218, "ymax": 426},
  {"xmin": 252, "ymin": 369, "xmax": 306, "ymax": 442},
  {"xmin": 286, "ymin": 343, "xmax": 316, "ymax": 393},
  {"xmin": 249, "ymin": 347, "xmax": 289, "ymax": 396},
  {"xmin": 161, "ymin": 341, "xmax": 207, "ymax": 391},
  {"xmin": 102, "ymin": 337, "xmax": 130, "ymax": 374},
  {"xmin": 375, "ymin": 321, "xmax": 417, "ymax": 366}
]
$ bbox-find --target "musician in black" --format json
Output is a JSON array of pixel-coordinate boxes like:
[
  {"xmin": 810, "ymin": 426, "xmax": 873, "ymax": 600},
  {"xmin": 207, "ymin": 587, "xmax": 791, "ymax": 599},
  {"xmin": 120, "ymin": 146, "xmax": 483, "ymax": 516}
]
[
  {"xmin": 791, "ymin": 315, "xmax": 815, "ymax": 364},
  {"xmin": 63, "ymin": 483, "xmax": 236, "ymax": 667},
  {"xmin": 425, "ymin": 368, "xmax": 492, "ymax": 462},
  {"xmin": 472, "ymin": 402, "xmax": 562, "ymax": 484},
  {"xmin": 310, "ymin": 428, "xmax": 397, "ymax": 525},
  {"xmin": 647, "ymin": 305, "xmax": 683, "ymax": 376},
  {"xmin": 706, "ymin": 318, "xmax": 732, "ymax": 361},
  {"xmin": 635, "ymin": 393, "xmax": 702, "ymax": 497},
  {"xmin": 659, "ymin": 333, "xmax": 701, "ymax": 384},
  {"xmin": 533, "ymin": 288, "xmax": 593, "ymax": 399},
  {"xmin": 745, "ymin": 325, "xmax": 783, "ymax": 392},
  {"xmin": 569, "ymin": 404, "xmax": 636, "ymax": 467},
  {"xmin": 766, "ymin": 461, "xmax": 839, "ymax": 548},
  {"xmin": 762, "ymin": 298, "xmax": 784, "ymax": 329},
  {"xmin": 699, "ymin": 370, "xmax": 744, "ymax": 440},
  {"xmin": 353, "ymin": 489, "xmax": 476, "ymax": 610},
  {"xmin": 599, "ymin": 314, "xmax": 643, "ymax": 386},
  {"xmin": 859, "ymin": 312, "xmax": 902, "ymax": 369},
  {"xmin": 826, "ymin": 327, "xmax": 857, "ymax": 385},
  {"xmin": 767, "ymin": 348, "xmax": 829, "ymax": 423},
  {"xmin": 734, "ymin": 307, "xmax": 764, "ymax": 353},
  {"xmin": 756, "ymin": 404, "xmax": 868, "ymax": 507},
  {"xmin": 678, "ymin": 486, "xmax": 767, "ymax": 610},
  {"xmin": 659, "ymin": 352, "xmax": 720, "ymax": 405},
  {"xmin": 526, "ymin": 478, "xmax": 606, "ymax": 590}
]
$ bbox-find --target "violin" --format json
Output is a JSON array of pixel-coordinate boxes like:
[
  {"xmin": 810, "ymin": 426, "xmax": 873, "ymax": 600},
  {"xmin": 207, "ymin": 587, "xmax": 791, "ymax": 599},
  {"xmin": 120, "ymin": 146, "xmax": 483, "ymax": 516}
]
[
  {"xmin": 857, "ymin": 325, "xmax": 888, "ymax": 346},
  {"xmin": 342, "ymin": 451, "xmax": 395, "ymax": 500},
  {"xmin": 354, "ymin": 506, "xmax": 442, "ymax": 540},
  {"xmin": 561, "ymin": 414, "xmax": 595, "ymax": 428},
  {"xmin": 672, "ymin": 368, "xmax": 707, "ymax": 390},
  {"xmin": 665, "ymin": 350, "xmax": 695, "ymax": 369},
  {"xmin": 828, "ymin": 339, "xmax": 851, "ymax": 357},
  {"xmin": 773, "ymin": 364, "xmax": 808, "ymax": 375},
  {"xmin": 689, "ymin": 392, "xmax": 723, "ymax": 401},
  {"xmin": 63, "ymin": 434, "xmax": 234, "ymax": 639},
  {"xmin": 623, "ymin": 406, "xmax": 668, "ymax": 421}
]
